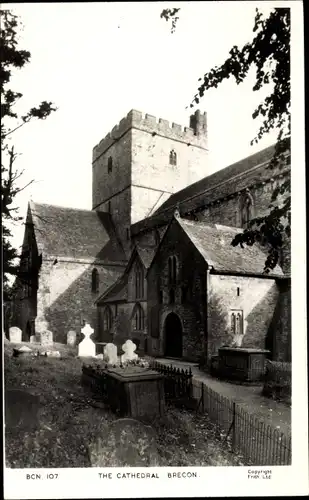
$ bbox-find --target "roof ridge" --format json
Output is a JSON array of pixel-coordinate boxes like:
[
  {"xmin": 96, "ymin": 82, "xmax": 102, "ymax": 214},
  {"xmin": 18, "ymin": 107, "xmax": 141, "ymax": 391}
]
[{"xmin": 30, "ymin": 201, "xmax": 94, "ymax": 212}]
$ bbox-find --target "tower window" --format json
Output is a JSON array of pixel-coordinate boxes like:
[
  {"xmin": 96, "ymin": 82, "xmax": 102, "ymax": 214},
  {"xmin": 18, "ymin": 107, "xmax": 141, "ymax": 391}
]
[
  {"xmin": 91, "ymin": 268, "xmax": 99, "ymax": 293},
  {"xmin": 108, "ymin": 156, "xmax": 113, "ymax": 173},
  {"xmin": 169, "ymin": 150, "xmax": 177, "ymax": 166}
]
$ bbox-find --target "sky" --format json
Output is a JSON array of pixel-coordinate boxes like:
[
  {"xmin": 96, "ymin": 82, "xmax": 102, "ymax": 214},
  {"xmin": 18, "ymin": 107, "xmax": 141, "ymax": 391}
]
[{"xmin": 5, "ymin": 1, "xmax": 287, "ymax": 251}]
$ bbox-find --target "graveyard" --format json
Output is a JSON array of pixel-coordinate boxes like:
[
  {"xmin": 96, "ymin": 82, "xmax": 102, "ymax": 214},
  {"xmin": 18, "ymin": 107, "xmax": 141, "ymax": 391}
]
[{"xmin": 4, "ymin": 325, "xmax": 244, "ymax": 468}]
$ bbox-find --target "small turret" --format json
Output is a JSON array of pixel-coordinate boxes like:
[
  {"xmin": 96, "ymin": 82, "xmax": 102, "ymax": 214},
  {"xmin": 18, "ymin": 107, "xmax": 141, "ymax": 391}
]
[{"xmin": 190, "ymin": 109, "xmax": 207, "ymax": 137}]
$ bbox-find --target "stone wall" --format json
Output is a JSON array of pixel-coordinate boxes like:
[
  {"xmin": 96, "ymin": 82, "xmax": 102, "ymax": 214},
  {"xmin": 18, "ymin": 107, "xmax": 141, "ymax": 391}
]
[
  {"xmin": 97, "ymin": 301, "xmax": 147, "ymax": 354},
  {"xmin": 207, "ymin": 274, "xmax": 280, "ymax": 359},
  {"xmin": 36, "ymin": 259, "xmax": 124, "ymax": 343},
  {"xmin": 147, "ymin": 219, "xmax": 207, "ymax": 362}
]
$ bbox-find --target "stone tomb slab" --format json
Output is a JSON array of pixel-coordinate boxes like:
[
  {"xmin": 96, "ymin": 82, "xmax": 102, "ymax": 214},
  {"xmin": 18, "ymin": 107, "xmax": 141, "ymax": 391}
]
[
  {"xmin": 103, "ymin": 367, "xmax": 165, "ymax": 420},
  {"xmin": 88, "ymin": 418, "xmax": 160, "ymax": 467}
]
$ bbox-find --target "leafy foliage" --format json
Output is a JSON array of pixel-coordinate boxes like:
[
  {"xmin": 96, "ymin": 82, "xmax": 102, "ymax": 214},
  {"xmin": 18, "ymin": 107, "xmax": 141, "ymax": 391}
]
[
  {"xmin": 160, "ymin": 8, "xmax": 180, "ymax": 34},
  {"xmin": 1, "ymin": 9, "xmax": 57, "ymax": 299},
  {"xmin": 161, "ymin": 7, "xmax": 291, "ymax": 272}
]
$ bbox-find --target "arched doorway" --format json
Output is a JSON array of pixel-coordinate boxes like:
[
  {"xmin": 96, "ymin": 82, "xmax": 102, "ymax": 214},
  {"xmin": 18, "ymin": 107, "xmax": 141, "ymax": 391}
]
[{"xmin": 164, "ymin": 313, "xmax": 183, "ymax": 358}]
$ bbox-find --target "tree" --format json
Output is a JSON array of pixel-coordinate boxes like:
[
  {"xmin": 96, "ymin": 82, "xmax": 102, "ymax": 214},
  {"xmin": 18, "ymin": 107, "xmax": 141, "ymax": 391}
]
[
  {"xmin": 161, "ymin": 7, "xmax": 290, "ymax": 272},
  {"xmin": 1, "ymin": 9, "xmax": 57, "ymax": 300}
]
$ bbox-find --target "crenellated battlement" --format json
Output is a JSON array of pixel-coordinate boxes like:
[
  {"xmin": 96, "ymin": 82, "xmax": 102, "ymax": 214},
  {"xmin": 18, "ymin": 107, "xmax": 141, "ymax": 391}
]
[{"xmin": 93, "ymin": 109, "xmax": 208, "ymax": 162}]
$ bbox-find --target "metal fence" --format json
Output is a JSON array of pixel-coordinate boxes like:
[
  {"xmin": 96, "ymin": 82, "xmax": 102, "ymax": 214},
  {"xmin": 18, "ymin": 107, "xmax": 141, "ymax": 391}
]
[
  {"xmin": 150, "ymin": 361, "xmax": 193, "ymax": 403},
  {"xmin": 193, "ymin": 380, "xmax": 291, "ymax": 466}
]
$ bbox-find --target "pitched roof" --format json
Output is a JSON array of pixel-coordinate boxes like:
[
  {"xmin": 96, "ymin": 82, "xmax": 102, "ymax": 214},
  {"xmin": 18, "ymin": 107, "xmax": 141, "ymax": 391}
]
[
  {"xmin": 28, "ymin": 201, "xmax": 127, "ymax": 263},
  {"xmin": 156, "ymin": 140, "xmax": 290, "ymax": 214},
  {"xmin": 136, "ymin": 245, "xmax": 156, "ymax": 269},
  {"xmin": 131, "ymin": 140, "xmax": 290, "ymax": 235},
  {"xmin": 96, "ymin": 274, "xmax": 128, "ymax": 304},
  {"xmin": 96, "ymin": 244, "xmax": 156, "ymax": 305},
  {"xmin": 166, "ymin": 217, "xmax": 283, "ymax": 276}
]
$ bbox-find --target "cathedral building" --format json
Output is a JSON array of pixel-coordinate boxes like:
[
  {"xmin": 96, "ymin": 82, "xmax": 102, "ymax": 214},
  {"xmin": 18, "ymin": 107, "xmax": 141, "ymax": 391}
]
[{"xmin": 10, "ymin": 109, "xmax": 291, "ymax": 364}]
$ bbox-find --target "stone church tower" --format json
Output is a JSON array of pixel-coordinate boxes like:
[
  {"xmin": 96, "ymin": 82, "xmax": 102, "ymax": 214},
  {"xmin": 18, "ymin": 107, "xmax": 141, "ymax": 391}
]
[{"xmin": 92, "ymin": 109, "xmax": 208, "ymax": 255}]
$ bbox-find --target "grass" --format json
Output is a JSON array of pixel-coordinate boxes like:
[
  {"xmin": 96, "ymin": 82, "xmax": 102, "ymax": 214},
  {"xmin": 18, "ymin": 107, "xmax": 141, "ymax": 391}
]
[{"xmin": 4, "ymin": 341, "xmax": 244, "ymax": 468}]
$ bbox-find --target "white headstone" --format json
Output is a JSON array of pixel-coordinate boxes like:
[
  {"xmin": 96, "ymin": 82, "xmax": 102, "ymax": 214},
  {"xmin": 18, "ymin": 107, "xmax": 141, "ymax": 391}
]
[
  {"xmin": 9, "ymin": 327, "xmax": 22, "ymax": 343},
  {"xmin": 121, "ymin": 339, "xmax": 138, "ymax": 363},
  {"xmin": 78, "ymin": 323, "xmax": 96, "ymax": 358},
  {"xmin": 104, "ymin": 343, "xmax": 119, "ymax": 365},
  {"xmin": 40, "ymin": 330, "xmax": 53, "ymax": 346},
  {"xmin": 67, "ymin": 330, "xmax": 77, "ymax": 347}
]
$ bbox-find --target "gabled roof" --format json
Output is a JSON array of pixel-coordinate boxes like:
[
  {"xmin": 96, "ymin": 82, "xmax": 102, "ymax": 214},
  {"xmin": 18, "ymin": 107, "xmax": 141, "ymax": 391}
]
[
  {"xmin": 148, "ymin": 216, "xmax": 283, "ymax": 277},
  {"xmin": 135, "ymin": 245, "xmax": 156, "ymax": 270},
  {"xmin": 96, "ymin": 274, "xmax": 128, "ymax": 304},
  {"xmin": 28, "ymin": 201, "xmax": 127, "ymax": 263},
  {"xmin": 96, "ymin": 244, "xmax": 156, "ymax": 305}
]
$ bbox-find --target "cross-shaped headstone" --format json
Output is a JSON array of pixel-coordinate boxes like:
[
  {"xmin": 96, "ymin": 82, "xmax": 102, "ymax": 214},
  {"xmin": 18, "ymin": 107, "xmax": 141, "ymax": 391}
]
[
  {"xmin": 78, "ymin": 323, "xmax": 95, "ymax": 358},
  {"xmin": 121, "ymin": 339, "xmax": 138, "ymax": 363}
]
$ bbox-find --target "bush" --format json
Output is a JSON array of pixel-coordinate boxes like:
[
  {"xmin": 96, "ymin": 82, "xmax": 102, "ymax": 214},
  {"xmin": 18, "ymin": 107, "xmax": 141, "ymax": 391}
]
[{"xmin": 262, "ymin": 360, "xmax": 291, "ymax": 405}]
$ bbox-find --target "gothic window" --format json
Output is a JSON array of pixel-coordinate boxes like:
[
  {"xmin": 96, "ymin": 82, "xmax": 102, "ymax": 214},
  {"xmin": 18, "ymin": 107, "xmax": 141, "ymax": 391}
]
[
  {"xmin": 241, "ymin": 194, "xmax": 253, "ymax": 227},
  {"xmin": 108, "ymin": 156, "xmax": 113, "ymax": 173},
  {"xmin": 132, "ymin": 303, "xmax": 144, "ymax": 331},
  {"xmin": 154, "ymin": 229, "xmax": 160, "ymax": 246},
  {"xmin": 135, "ymin": 261, "xmax": 144, "ymax": 300},
  {"xmin": 231, "ymin": 310, "xmax": 243, "ymax": 336},
  {"xmin": 169, "ymin": 150, "xmax": 177, "ymax": 166},
  {"xmin": 91, "ymin": 268, "xmax": 99, "ymax": 293},
  {"xmin": 103, "ymin": 306, "xmax": 113, "ymax": 331},
  {"xmin": 168, "ymin": 256, "xmax": 177, "ymax": 285}
]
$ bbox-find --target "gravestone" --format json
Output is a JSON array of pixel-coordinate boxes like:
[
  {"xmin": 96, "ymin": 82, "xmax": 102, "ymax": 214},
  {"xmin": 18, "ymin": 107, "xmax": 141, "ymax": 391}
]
[
  {"xmin": 67, "ymin": 330, "xmax": 77, "ymax": 347},
  {"xmin": 9, "ymin": 326, "xmax": 22, "ymax": 343},
  {"xmin": 30, "ymin": 335, "xmax": 36, "ymax": 344},
  {"xmin": 5, "ymin": 390, "xmax": 40, "ymax": 431},
  {"xmin": 121, "ymin": 339, "xmax": 138, "ymax": 364},
  {"xmin": 78, "ymin": 323, "xmax": 96, "ymax": 358},
  {"xmin": 88, "ymin": 418, "xmax": 160, "ymax": 467},
  {"xmin": 40, "ymin": 330, "xmax": 53, "ymax": 346},
  {"xmin": 104, "ymin": 343, "xmax": 119, "ymax": 365}
]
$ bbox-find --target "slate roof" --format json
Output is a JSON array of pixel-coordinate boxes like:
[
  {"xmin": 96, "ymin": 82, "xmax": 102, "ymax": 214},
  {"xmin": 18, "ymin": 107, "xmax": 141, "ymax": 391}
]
[
  {"xmin": 136, "ymin": 245, "xmax": 156, "ymax": 270},
  {"xmin": 97, "ymin": 274, "xmax": 128, "ymax": 304},
  {"xmin": 131, "ymin": 140, "xmax": 290, "ymax": 235},
  {"xmin": 156, "ymin": 140, "xmax": 290, "ymax": 213},
  {"xmin": 176, "ymin": 218, "xmax": 283, "ymax": 276},
  {"xmin": 29, "ymin": 201, "xmax": 127, "ymax": 263}
]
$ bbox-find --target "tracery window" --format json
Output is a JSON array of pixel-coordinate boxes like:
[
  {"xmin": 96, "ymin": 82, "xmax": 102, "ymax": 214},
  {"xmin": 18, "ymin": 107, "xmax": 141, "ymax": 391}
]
[
  {"xmin": 135, "ymin": 261, "xmax": 144, "ymax": 299},
  {"xmin": 103, "ymin": 306, "xmax": 113, "ymax": 331},
  {"xmin": 168, "ymin": 256, "xmax": 177, "ymax": 285},
  {"xmin": 132, "ymin": 303, "xmax": 144, "ymax": 331}
]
